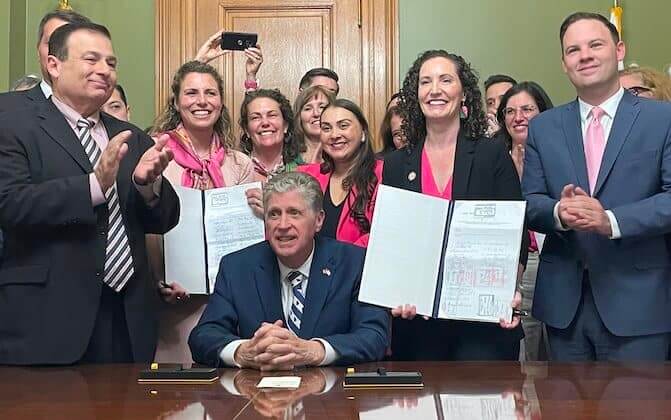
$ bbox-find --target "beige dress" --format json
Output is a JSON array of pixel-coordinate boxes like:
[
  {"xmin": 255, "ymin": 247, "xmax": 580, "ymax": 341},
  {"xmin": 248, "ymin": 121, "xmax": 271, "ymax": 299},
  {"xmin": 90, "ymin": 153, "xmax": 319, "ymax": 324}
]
[{"xmin": 149, "ymin": 149, "xmax": 255, "ymax": 363}]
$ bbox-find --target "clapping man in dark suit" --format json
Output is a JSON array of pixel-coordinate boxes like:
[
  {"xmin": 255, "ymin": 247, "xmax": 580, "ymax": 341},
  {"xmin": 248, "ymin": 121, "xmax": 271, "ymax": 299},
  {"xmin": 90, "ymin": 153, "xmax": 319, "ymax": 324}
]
[
  {"xmin": 523, "ymin": 12, "xmax": 671, "ymax": 361},
  {"xmin": 189, "ymin": 172, "xmax": 389, "ymax": 369},
  {"xmin": 0, "ymin": 9, "xmax": 91, "ymax": 112},
  {"xmin": 0, "ymin": 22, "xmax": 180, "ymax": 364}
]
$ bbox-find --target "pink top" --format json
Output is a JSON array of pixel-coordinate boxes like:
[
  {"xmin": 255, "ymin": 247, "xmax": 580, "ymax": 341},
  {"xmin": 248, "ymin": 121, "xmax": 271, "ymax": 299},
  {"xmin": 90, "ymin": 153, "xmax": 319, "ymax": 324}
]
[
  {"xmin": 421, "ymin": 148, "xmax": 453, "ymax": 200},
  {"xmin": 298, "ymin": 160, "xmax": 384, "ymax": 248}
]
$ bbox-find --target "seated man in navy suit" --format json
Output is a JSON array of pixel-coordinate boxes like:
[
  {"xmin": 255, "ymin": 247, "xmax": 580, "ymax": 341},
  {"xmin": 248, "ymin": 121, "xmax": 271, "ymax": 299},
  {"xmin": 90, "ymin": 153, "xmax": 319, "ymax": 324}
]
[{"xmin": 189, "ymin": 172, "xmax": 389, "ymax": 369}]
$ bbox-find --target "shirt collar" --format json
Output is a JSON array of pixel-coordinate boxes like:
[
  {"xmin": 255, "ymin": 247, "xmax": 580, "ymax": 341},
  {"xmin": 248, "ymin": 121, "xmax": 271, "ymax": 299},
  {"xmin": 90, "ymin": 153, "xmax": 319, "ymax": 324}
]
[
  {"xmin": 40, "ymin": 80, "xmax": 52, "ymax": 98},
  {"xmin": 277, "ymin": 241, "xmax": 315, "ymax": 281},
  {"xmin": 51, "ymin": 94, "xmax": 101, "ymax": 128},
  {"xmin": 578, "ymin": 87, "xmax": 624, "ymax": 122}
]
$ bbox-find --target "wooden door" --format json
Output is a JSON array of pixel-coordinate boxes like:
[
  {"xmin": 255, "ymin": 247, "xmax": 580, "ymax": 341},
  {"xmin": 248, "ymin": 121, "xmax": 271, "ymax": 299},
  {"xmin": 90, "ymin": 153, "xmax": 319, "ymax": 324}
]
[{"xmin": 155, "ymin": 0, "xmax": 399, "ymax": 150}]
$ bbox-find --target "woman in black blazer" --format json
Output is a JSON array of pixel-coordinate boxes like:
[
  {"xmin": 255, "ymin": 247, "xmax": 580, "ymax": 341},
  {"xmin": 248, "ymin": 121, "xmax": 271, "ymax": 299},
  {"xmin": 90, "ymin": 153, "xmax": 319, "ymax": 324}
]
[{"xmin": 382, "ymin": 50, "xmax": 528, "ymax": 361}]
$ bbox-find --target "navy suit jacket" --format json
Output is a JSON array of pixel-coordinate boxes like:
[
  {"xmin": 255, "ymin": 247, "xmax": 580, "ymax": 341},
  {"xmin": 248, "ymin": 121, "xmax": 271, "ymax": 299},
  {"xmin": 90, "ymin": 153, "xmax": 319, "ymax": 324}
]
[
  {"xmin": 0, "ymin": 84, "xmax": 47, "ymax": 113},
  {"xmin": 189, "ymin": 237, "xmax": 390, "ymax": 367},
  {"xmin": 522, "ymin": 91, "xmax": 671, "ymax": 336}
]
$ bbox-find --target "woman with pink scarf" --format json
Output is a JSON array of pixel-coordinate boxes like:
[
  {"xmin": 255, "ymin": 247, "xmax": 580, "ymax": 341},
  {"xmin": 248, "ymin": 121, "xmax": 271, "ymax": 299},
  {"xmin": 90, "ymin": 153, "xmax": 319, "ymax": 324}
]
[{"xmin": 148, "ymin": 61, "xmax": 257, "ymax": 362}]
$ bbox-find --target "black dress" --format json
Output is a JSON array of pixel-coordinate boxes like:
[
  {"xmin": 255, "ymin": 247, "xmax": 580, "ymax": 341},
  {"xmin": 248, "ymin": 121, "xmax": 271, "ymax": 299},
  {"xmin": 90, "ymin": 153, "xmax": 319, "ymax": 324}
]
[
  {"xmin": 381, "ymin": 132, "xmax": 527, "ymax": 361},
  {"xmin": 320, "ymin": 181, "xmax": 345, "ymax": 239}
]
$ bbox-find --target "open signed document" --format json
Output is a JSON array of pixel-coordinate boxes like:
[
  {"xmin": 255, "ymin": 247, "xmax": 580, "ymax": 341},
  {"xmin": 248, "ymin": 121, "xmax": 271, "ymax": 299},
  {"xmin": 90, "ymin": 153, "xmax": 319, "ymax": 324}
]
[
  {"xmin": 164, "ymin": 182, "xmax": 264, "ymax": 294},
  {"xmin": 359, "ymin": 185, "xmax": 525, "ymax": 323}
]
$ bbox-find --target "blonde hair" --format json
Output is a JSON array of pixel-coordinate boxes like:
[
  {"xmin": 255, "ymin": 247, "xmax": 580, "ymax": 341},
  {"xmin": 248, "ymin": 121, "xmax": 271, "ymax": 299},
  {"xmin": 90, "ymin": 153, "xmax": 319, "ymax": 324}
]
[
  {"xmin": 620, "ymin": 66, "xmax": 671, "ymax": 101},
  {"xmin": 293, "ymin": 85, "xmax": 336, "ymax": 152}
]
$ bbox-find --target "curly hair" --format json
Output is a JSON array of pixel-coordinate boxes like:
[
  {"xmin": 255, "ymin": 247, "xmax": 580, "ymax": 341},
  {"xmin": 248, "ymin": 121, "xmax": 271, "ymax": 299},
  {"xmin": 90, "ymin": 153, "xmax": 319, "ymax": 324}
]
[
  {"xmin": 399, "ymin": 50, "xmax": 487, "ymax": 149},
  {"xmin": 238, "ymin": 89, "xmax": 301, "ymax": 165},
  {"xmin": 496, "ymin": 81, "xmax": 554, "ymax": 150},
  {"xmin": 320, "ymin": 99, "xmax": 378, "ymax": 234},
  {"xmin": 619, "ymin": 66, "xmax": 671, "ymax": 101},
  {"xmin": 293, "ymin": 85, "xmax": 336, "ymax": 155},
  {"xmin": 151, "ymin": 60, "xmax": 235, "ymax": 151}
]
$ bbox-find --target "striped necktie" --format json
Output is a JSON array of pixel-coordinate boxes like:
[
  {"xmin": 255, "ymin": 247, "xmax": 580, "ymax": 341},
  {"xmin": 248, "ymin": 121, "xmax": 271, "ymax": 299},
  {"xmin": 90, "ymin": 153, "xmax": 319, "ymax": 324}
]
[
  {"xmin": 77, "ymin": 118, "xmax": 135, "ymax": 292},
  {"xmin": 286, "ymin": 271, "xmax": 305, "ymax": 334}
]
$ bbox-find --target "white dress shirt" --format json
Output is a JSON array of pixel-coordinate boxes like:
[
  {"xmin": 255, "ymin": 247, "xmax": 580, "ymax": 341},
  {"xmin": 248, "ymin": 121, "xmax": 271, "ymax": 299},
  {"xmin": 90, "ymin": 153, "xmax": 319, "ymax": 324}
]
[
  {"xmin": 39, "ymin": 79, "xmax": 52, "ymax": 98},
  {"xmin": 553, "ymin": 87, "xmax": 624, "ymax": 239},
  {"xmin": 50, "ymin": 95, "xmax": 161, "ymax": 207},
  {"xmin": 220, "ymin": 242, "xmax": 339, "ymax": 367}
]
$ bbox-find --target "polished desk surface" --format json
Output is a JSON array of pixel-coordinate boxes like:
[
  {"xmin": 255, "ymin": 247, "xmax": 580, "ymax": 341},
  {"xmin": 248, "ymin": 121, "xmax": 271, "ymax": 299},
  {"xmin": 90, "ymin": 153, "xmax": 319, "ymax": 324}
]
[{"xmin": 3, "ymin": 361, "xmax": 671, "ymax": 419}]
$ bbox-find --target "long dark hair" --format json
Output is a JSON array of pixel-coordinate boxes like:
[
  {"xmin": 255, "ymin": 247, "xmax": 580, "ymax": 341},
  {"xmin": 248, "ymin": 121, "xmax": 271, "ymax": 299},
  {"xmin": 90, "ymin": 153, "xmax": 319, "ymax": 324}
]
[
  {"xmin": 496, "ymin": 81, "xmax": 554, "ymax": 150},
  {"xmin": 320, "ymin": 99, "xmax": 378, "ymax": 234},
  {"xmin": 378, "ymin": 106, "xmax": 403, "ymax": 155},
  {"xmin": 399, "ymin": 50, "xmax": 487, "ymax": 149},
  {"xmin": 238, "ymin": 89, "xmax": 301, "ymax": 165}
]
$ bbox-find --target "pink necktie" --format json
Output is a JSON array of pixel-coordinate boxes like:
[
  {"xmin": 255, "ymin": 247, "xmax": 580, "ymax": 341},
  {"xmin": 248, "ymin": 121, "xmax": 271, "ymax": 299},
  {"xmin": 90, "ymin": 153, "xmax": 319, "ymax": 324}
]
[{"xmin": 585, "ymin": 107, "xmax": 606, "ymax": 195}]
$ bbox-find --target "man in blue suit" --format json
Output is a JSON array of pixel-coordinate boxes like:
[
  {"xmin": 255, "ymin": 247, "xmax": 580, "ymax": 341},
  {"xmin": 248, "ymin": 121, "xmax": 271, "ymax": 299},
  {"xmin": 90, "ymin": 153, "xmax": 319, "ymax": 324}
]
[
  {"xmin": 522, "ymin": 12, "xmax": 671, "ymax": 361},
  {"xmin": 189, "ymin": 172, "xmax": 389, "ymax": 369}
]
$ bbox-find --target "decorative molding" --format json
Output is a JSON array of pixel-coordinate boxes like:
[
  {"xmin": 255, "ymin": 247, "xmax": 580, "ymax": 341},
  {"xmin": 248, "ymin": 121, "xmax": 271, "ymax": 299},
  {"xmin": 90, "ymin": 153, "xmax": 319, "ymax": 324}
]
[{"xmin": 155, "ymin": 0, "xmax": 399, "ymax": 146}]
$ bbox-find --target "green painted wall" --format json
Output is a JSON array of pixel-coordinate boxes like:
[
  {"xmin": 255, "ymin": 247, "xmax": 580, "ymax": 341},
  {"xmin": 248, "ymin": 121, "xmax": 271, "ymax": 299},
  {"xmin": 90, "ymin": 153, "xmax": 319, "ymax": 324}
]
[
  {"xmin": 0, "ymin": 0, "xmax": 10, "ymax": 91},
  {"xmin": 2, "ymin": 1, "xmax": 669, "ymax": 123},
  {"xmin": 399, "ymin": 0, "xmax": 671, "ymax": 105}
]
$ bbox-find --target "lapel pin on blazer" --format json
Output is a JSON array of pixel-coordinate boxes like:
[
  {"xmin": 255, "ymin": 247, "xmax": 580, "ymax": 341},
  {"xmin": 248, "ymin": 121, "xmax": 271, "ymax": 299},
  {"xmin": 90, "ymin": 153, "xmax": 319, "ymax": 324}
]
[
  {"xmin": 408, "ymin": 171, "xmax": 417, "ymax": 182},
  {"xmin": 322, "ymin": 268, "xmax": 331, "ymax": 277}
]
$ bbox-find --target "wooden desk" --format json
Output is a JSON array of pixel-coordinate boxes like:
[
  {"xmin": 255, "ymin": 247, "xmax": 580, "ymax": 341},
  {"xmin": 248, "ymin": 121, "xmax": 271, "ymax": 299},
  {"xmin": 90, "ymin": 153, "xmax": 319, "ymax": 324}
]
[{"xmin": 2, "ymin": 362, "xmax": 671, "ymax": 419}]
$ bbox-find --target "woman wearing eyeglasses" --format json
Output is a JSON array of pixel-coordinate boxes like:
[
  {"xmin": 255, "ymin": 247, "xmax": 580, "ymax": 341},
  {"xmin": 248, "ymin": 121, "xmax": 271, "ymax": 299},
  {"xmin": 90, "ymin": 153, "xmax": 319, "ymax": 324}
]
[
  {"xmin": 619, "ymin": 67, "xmax": 671, "ymax": 101},
  {"xmin": 496, "ymin": 82, "xmax": 555, "ymax": 177},
  {"xmin": 496, "ymin": 81, "xmax": 554, "ymax": 361}
]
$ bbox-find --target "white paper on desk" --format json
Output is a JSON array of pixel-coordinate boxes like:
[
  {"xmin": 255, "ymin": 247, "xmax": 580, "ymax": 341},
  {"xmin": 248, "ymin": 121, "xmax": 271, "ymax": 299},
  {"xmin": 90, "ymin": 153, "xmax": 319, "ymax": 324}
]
[
  {"xmin": 439, "ymin": 201, "xmax": 526, "ymax": 323},
  {"xmin": 204, "ymin": 182, "xmax": 264, "ymax": 291},
  {"xmin": 164, "ymin": 186, "xmax": 207, "ymax": 293},
  {"xmin": 359, "ymin": 185, "xmax": 449, "ymax": 317},
  {"xmin": 359, "ymin": 395, "xmax": 439, "ymax": 420},
  {"xmin": 439, "ymin": 393, "xmax": 518, "ymax": 420},
  {"xmin": 257, "ymin": 376, "xmax": 302, "ymax": 389}
]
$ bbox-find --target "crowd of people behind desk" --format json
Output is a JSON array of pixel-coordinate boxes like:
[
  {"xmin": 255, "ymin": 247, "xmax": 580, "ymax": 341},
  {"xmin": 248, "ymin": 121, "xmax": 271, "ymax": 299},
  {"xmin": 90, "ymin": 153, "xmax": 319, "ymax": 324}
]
[{"xmin": 1, "ymin": 9, "xmax": 671, "ymax": 369}]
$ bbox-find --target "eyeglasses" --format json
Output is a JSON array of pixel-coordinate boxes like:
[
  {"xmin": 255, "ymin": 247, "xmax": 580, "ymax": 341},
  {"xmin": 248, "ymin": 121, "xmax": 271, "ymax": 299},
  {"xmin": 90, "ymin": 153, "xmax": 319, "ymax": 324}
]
[
  {"xmin": 626, "ymin": 86, "xmax": 653, "ymax": 97},
  {"xmin": 503, "ymin": 105, "xmax": 538, "ymax": 118}
]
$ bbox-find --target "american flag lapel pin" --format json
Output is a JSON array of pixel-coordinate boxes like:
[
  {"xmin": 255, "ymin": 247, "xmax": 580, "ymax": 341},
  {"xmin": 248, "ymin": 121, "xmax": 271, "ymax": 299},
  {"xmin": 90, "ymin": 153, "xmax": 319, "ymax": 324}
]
[{"xmin": 322, "ymin": 268, "xmax": 331, "ymax": 277}]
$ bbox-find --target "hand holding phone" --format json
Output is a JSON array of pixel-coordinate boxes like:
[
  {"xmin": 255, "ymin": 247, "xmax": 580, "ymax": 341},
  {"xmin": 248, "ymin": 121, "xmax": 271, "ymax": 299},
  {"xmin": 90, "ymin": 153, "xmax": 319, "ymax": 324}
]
[{"xmin": 220, "ymin": 32, "xmax": 258, "ymax": 51}]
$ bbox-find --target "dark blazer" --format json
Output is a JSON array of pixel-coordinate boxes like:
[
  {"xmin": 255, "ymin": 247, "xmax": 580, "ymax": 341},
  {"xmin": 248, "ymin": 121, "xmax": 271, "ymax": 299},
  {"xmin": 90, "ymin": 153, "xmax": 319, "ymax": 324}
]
[
  {"xmin": 0, "ymin": 84, "xmax": 46, "ymax": 264},
  {"xmin": 382, "ymin": 132, "xmax": 526, "ymax": 361},
  {"xmin": 383, "ymin": 132, "xmax": 528, "ymax": 264},
  {"xmin": 189, "ymin": 236, "xmax": 390, "ymax": 367},
  {"xmin": 0, "ymin": 98, "xmax": 180, "ymax": 365},
  {"xmin": 0, "ymin": 83, "xmax": 47, "ymax": 113},
  {"xmin": 523, "ymin": 92, "xmax": 671, "ymax": 336}
]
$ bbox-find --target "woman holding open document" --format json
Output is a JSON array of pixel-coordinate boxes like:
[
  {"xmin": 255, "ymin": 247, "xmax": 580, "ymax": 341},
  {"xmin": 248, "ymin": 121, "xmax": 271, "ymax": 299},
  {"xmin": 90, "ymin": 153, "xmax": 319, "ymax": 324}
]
[
  {"xmin": 298, "ymin": 99, "xmax": 383, "ymax": 247},
  {"xmin": 148, "ymin": 61, "xmax": 257, "ymax": 362},
  {"xmin": 382, "ymin": 50, "xmax": 528, "ymax": 361}
]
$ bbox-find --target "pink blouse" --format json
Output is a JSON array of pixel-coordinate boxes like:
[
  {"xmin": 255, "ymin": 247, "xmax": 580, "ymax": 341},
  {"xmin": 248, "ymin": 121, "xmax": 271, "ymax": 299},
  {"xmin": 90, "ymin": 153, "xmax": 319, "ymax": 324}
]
[{"xmin": 421, "ymin": 148, "xmax": 453, "ymax": 200}]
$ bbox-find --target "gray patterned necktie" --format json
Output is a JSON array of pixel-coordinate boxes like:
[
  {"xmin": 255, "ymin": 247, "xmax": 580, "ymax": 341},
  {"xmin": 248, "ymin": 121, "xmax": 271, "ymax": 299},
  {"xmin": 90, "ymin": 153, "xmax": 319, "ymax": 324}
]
[{"xmin": 77, "ymin": 118, "xmax": 134, "ymax": 291}]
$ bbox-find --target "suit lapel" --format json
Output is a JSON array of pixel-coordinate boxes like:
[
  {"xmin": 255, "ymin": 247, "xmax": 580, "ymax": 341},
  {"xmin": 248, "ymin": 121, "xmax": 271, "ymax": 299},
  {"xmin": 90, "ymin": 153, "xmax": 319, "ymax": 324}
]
[
  {"xmin": 26, "ymin": 84, "xmax": 47, "ymax": 103},
  {"xmin": 254, "ymin": 245, "xmax": 284, "ymax": 322},
  {"xmin": 38, "ymin": 100, "xmax": 92, "ymax": 173},
  {"xmin": 403, "ymin": 141, "xmax": 423, "ymax": 193},
  {"xmin": 299, "ymin": 238, "xmax": 335, "ymax": 339},
  {"xmin": 561, "ymin": 101, "xmax": 590, "ymax": 191},
  {"xmin": 593, "ymin": 92, "xmax": 639, "ymax": 197},
  {"xmin": 451, "ymin": 132, "xmax": 475, "ymax": 198}
]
